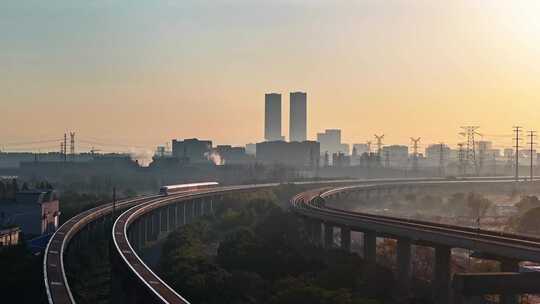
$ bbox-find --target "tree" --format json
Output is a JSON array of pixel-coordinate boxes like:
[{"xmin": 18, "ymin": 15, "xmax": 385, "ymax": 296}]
[
  {"xmin": 517, "ymin": 207, "xmax": 540, "ymax": 235},
  {"xmin": 466, "ymin": 193, "xmax": 492, "ymax": 218},
  {"xmin": 11, "ymin": 179, "xmax": 19, "ymax": 193},
  {"xmin": 515, "ymin": 196, "xmax": 540, "ymax": 214},
  {"xmin": 0, "ymin": 181, "xmax": 5, "ymax": 199}
]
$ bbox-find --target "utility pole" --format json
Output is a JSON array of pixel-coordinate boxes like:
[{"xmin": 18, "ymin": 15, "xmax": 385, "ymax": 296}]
[
  {"xmin": 410, "ymin": 137, "xmax": 421, "ymax": 172},
  {"xmin": 460, "ymin": 126, "xmax": 480, "ymax": 175},
  {"xmin": 528, "ymin": 130, "xmax": 536, "ymax": 182},
  {"xmin": 63, "ymin": 133, "xmax": 67, "ymax": 162},
  {"xmin": 513, "ymin": 126, "xmax": 522, "ymax": 181},
  {"xmin": 366, "ymin": 141, "xmax": 372, "ymax": 154},
  {"xmin": 492, "ymin": 151, "xmax": 497, "ymax": 176},
  {"xmin": 384, "ymin": 150, "xmax": 390, "ymax": 168},
  {"xmin": 438, "ymin": 142, "xmax": 445, "ymax": 177}
]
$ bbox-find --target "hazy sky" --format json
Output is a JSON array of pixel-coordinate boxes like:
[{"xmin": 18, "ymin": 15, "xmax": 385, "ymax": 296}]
[{"xmin": 2, "ymin": 0, "xmax": 540, "ymax": 155}]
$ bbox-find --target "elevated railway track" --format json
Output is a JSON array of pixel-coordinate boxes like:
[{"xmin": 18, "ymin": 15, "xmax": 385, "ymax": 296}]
[{"xmin": 44, "ymin": 178, "xmax": 540, "ymax": 304}]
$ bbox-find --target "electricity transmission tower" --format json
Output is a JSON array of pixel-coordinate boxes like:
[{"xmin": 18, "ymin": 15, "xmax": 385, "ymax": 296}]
[
  {"xmin": 438, "ymin": 142, "xmax": 445, "ymax": 177},
  {"xmin": 460, "ymin": 126, "xmax": 480, "ymax": 176},
  {"xmin": 410, "ymin": 137, "xmax": 421, "ymax": 172},
  {"xmin": 513, "ymin": 126, "xmax": 522, "ymax": 181},
  {"xmin": 70, "ymin": 132, "xmax": 75, "ymax": 157},
  {"xmin": 374, "ymin": 134, "xmax": 384, "ymax": 165}
]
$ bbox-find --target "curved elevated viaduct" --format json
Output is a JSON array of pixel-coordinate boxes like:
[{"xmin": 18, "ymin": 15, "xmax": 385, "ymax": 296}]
[
  {"xmin": 292, "ymin": 180, "xmax": 540, "ymax": 304},
  {"xmin": 45, "ymin": 178, "xmax": 540, "ymax": 304}
]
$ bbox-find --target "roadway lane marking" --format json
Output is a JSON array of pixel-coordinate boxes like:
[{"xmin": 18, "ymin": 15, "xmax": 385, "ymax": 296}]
[
  {"xmin": 49, "ymin": 264, "xmax": 57, "ymax": 267},
  {"xmin": 149, "ymin": 280, "xmax": 160, "ymax": 285},
  {"xmin": 122, "ymin": 250, "xmax": 132, "ymax": 254},
  {"xmin": 51, "ymin": 281, "xmax": 63, "ymax": 286},
  {"xmin": 49, "ymin": 251, "xmax": 59, "ymax": 254}
]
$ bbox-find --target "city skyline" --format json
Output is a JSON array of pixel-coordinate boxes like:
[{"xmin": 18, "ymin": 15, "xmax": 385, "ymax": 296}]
[{"xmin": 3, "ymin": 1, "xmax": 540, "ymax": 151}]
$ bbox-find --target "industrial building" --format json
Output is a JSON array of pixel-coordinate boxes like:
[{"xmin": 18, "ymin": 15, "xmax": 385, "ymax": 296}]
[
  {"xmin": 256, "ymin": 140, "xmax": 319, "ymax": 167},
  {"xmin": 0, "ymin": 190, "xmax": 59, "ymax": 237},
  {"xmin": 381, "ymin": 145, "xmax": 409, "ymax": 168},
  {"xmin": 172, "ymin": 138, "xmax": 212, "ymax": 164}
]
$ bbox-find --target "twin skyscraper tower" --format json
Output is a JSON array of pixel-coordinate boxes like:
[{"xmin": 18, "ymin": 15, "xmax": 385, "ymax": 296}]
[{"xmin": 264, "ymin": 92, "xmax": 307, "ymax": 142}]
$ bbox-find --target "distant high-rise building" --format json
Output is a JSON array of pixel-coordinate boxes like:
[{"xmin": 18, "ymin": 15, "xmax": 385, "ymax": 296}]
[
  {"xmin": 264, "ymin": 93, "xmax": 283, "ymax": 141},
  {"xmin": 289, "ymin": 92, "xmax": 307, "ymax": 142},
  {"xmin": 317, "ymin": 129, "xmax": 349, "ymax": 157}
]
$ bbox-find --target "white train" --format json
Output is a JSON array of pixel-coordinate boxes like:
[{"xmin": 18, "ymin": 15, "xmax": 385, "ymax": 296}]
[{"xmin": 159, "ymin": 182, "xmax": 219, "ymax": 196}]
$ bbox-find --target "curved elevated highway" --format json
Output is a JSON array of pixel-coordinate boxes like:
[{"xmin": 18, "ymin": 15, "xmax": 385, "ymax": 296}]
[{"xmin": 45, "ymin": 177, "xmax": 539, "ymax": 304}]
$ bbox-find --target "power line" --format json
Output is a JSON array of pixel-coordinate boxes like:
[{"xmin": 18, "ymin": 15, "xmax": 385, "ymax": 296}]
[{"xmin": 0, "ymin": 139, "xmax": 62, "ymax": 147}]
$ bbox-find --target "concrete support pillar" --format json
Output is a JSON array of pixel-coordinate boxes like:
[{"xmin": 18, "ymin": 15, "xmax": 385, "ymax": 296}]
[
  {"xmin": 183, "ymin": 203, "xmax": 186, "ymax": 225},
  {"xmin": 434, "ymin": 245, "xmax": 451, "ymax": 304},
  {"xmin": 137, "ymin": 220, "xmax": 143, "ymax": 250},
  {"xmin": 397, "ymin": 238, "xmax": 412, "ymax": 295},
  {"xmin": 324, "ymin": 223, "xmax": 334, "ymax": 248},
  {"xmin": 340, "ymin": 227, "xmax": 351, "ymax": 252},
  {"xmin": 210, "ymin": 198, "xmax": 214, "ymax": 214},
  {"xmin": 191, "ymin": 200, "xmax": 195, "ymax": 219},
  {"xmin": 154, "ymin": 212, "xmax": 160, "ymax": 240},
  {"xmin": 363, "ymin": 231, "xmax": 377, "ymax": 278},
  {"xmin": 500, "ymin": 260, "xmax": 520, "ymax": 304},
  {"xmin": 173, "ymin": 204, "xmax": 178, "ymax": 229},
  {"xmin": 310, "ymin": 219, "xmax": 322, "ymax": 246},
  {"xmin": 200, "ymin": 199, "xmax": 205, "ymax": 216},
  {"xmin": 143, "ymin": 216, "xmax": 149, "ymax": 244},
  {"xmin": 165, "ymin": 207, "xmax": 170, "ymax": 232}
]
